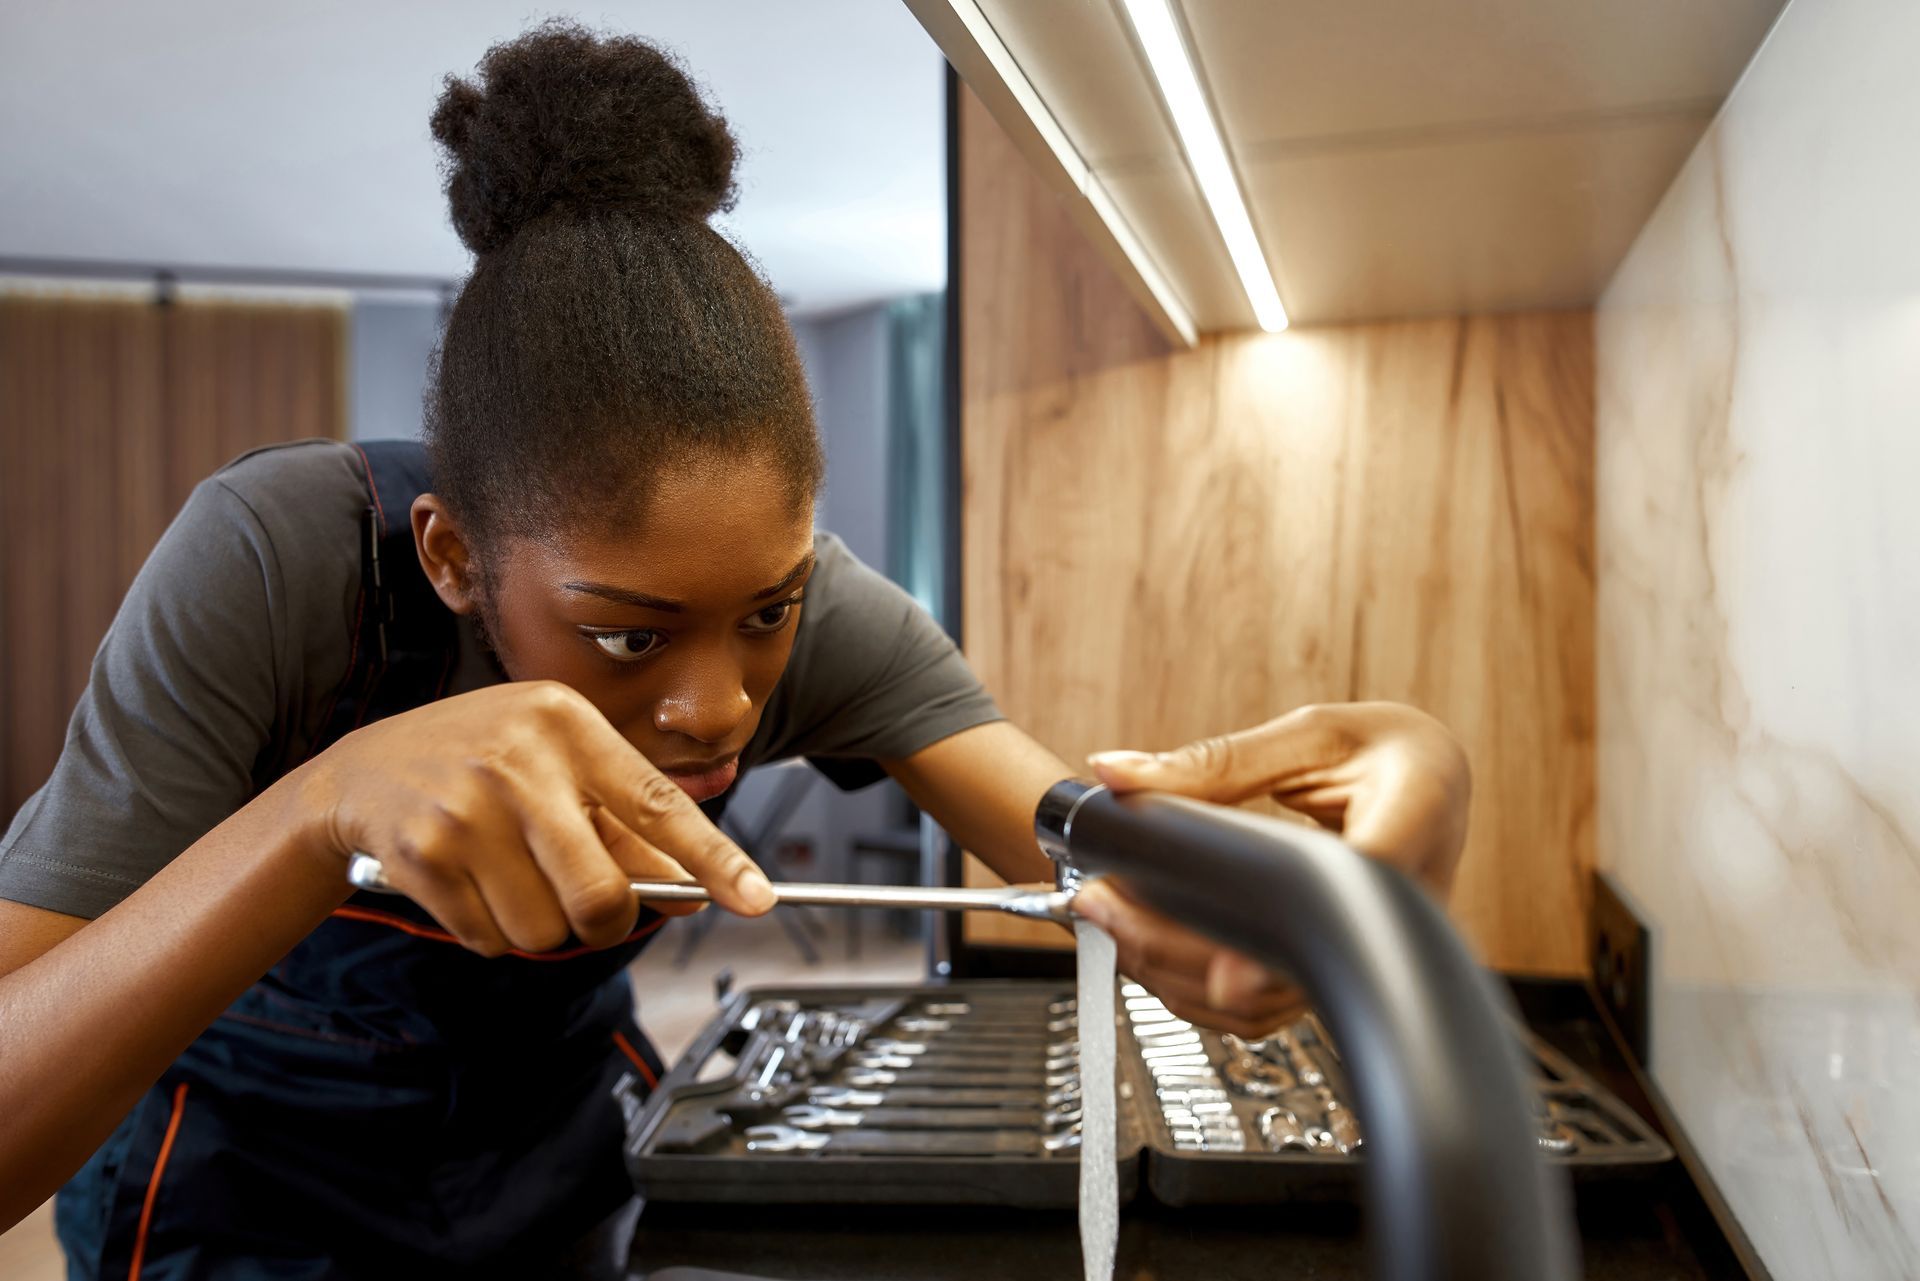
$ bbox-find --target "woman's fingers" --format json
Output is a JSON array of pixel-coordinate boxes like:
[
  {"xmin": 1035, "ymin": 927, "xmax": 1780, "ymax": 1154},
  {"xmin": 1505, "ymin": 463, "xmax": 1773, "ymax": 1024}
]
[
  {"xmin": 1156, "ymin": 991, "xmax": 1300, "ymax": 1042},
  {"xmin": 1340, "ymin": 759, "xmax": 1468, "ymax": 897},
  {"xmin": 1087, "ymin": 705, "xmax": 1353, "ymax": 804},
  {"xmin": 1127, "ymin": 955, "xmax": 1300, "ymax": 1038},
  {"xmin": 465, "ymin": 830, "xmax": 574, "ymax": 954},
  {"xmin": 1086, "ymin": 700, "xmax": 1471, "ymax": 901},
  {"xmin": 590, "ymin": 806, "xmax": 707, "ymax": 918},
  {"xmin": 410, "ymin": 870, "xmax": 515, "ymax": 958},
  {"xmin": 1205, "ymin": 950, "xmax": 1307, "ymax": 1023},
  {"xmin": 1075, "ymin": 881, "xmax": 1301, "ymax": 1035},
  {"xmin": 320, "ymin": 682, "xmax": 780, "ymax": 958},
  {"xmin": 1074, "ymin": 881, "xmax": 1220, "ymax": 981},
  {"xmin": 563, "ymin": 700, "xmax": 772, "ymax": 916},
  {"xmin": 515, "ymin": 788, "xmax": 642, "ymax": 947}
]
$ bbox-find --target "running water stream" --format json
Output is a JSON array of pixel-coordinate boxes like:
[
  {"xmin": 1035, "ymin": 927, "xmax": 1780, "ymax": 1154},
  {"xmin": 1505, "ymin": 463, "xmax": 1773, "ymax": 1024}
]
[{"xmin": 1075, "ymin": 919, "xmax": 1118, "ymax": 1281}]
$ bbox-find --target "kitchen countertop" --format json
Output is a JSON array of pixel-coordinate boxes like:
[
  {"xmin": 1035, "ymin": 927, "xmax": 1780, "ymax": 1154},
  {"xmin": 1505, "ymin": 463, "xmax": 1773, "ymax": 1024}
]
[
  {"xmin": 623, "ymin": 979, "xmax": 1755, "ymax": 1281},
  {"xmin": 625, "ymin": 1195, "xmax": 1724, "ymax": 1280}
]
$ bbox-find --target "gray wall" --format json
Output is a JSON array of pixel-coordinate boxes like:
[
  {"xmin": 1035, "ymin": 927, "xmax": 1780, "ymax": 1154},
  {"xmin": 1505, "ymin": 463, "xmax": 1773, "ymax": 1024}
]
[
  {"xmin": 348, "ymin": 296, "xmax": 441, "ymax": 441},
  {"xmin": 795, "ymin": 305, "xmax": 891, "ymax": 573}
]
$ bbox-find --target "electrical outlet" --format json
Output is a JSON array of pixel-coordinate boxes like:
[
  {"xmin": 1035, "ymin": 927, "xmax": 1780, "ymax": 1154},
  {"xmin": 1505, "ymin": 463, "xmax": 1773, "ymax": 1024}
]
[{"xmin": 1590, "ymin": 871, "xmax": 1652, "ymax": 1065}]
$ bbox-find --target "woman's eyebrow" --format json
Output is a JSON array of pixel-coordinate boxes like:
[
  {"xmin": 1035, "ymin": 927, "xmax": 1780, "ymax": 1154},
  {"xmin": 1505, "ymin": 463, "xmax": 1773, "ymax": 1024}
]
[
  {"xmin": 563, "ymin": 581, "xmax": 685, "ymax": 612},
  {"xmin": 751, "ymin": 551, "xmax": 817, "ymax": 600},
  {"xmin": 563, "ymin": 551, "xmax": 816, "ymax": 612}
]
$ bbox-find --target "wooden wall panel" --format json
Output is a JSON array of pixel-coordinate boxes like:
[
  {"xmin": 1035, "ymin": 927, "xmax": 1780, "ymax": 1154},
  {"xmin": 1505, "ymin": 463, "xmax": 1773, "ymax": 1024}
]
[
  {"xmin": 957, "ymin": 89, "xmax": 1595, "ymax": 974},
  {"xmin": 0, "ymin": 292, "xmax": 346, "ymax": 818}
]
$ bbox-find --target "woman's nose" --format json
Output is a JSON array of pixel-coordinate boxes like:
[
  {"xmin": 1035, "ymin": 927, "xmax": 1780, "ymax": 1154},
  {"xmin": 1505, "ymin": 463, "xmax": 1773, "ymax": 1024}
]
[{"xmin": 651, "ymin": 660, "xmax": 753, "ymax": 745}]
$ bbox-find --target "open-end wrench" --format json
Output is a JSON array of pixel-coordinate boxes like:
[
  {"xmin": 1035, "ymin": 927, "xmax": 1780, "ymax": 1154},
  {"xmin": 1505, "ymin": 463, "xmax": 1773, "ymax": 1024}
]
[
  {"xmin": 782, "ymin": 1104, "xmax": 1078, "ymax": 1131},
  {"xmin": 915, "ymin": 999, "xmax": 1075, "ymax": 1019},
  {"xmin": 853, "ymin": 1052, "xmax": 1078, "ymax": 1073},
  {"xmin": 744, "ymin": 1124, "xmax": 1081, "ymax": 1155},
  {"xmin": 871, "ymin": 1034, "xmax": 1077, "ymax": 1055},
  {"xmin": 841, "ymin": 1068, "xmax": 1078, "ymax": 1090},
  {"xmin": 894, "ymin": 1016, "xmax": 1077, "ymax": 1036},
  {"xmin": 863, "ymin": 1038, "xmax": 1076, "ymax": 1060},
  {"xmin": 808, "ymin": 1084, "xmax": 1082, "ymax": 1110},
  {"xmin": 906, "ymin": 998, "xmax": 1075, "ymax": 1014}
]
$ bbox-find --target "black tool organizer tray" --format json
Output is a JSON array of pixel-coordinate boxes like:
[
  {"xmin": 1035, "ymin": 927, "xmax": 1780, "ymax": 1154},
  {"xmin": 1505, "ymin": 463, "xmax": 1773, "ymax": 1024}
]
[
  {"xmin": 623, "ymin": 980, "xmax": 1138, "ymax": 1207},
  {"xmin": 622, "ymin": 978, "xmax": 1670, "ymax": 1210}
]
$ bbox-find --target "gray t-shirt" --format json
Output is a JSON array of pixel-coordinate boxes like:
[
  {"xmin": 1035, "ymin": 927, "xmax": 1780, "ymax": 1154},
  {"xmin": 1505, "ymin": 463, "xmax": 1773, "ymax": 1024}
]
[{"xmin": 0, "ymin": 440, "xmax": 999, "ymax": 920}]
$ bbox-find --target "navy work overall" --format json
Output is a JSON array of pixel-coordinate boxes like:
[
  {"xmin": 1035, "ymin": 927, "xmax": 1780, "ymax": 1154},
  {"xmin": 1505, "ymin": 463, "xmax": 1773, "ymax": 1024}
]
[{"xmin": 58, "ymin": 442, "xmax": 674, "ymax": 1280}]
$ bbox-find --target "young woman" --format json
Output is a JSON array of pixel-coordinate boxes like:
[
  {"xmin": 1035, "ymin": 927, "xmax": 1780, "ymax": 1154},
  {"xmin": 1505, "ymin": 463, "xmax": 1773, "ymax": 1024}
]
[{"xmin": 0, "ymin": 25, "xmax": 1469, "ymax": 1279}]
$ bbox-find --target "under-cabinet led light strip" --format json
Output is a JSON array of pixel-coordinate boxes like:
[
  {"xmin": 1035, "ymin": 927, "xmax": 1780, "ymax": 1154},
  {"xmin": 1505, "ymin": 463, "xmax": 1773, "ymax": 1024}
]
[
  {"xmin": 1118, "ymin": 0, "xmax": 1290, "ymax": 332},
  {"xmin": 926, "ymin": 0, "xmax": 1197, "ymax": 345}
]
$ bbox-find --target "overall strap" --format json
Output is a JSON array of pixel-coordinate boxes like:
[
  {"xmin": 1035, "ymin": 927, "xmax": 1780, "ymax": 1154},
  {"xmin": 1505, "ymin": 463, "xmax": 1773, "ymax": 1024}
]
[{"xmin": 314, "ymin": 440, "xmax": 460, "ymax": 754}]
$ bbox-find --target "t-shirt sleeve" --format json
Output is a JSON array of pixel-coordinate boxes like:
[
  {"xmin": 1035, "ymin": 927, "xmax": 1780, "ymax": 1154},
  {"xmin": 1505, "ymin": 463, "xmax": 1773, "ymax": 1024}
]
[
  {"xmin": 0, "ymin": 476, "xmax": 287, "ymax": 919},
  {"xmin": 754, "ymin": 533, "xmax": 1002, "ymax": 790}
]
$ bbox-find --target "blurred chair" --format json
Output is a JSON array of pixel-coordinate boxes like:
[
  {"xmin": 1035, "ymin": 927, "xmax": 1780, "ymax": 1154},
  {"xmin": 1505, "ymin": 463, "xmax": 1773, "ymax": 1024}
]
[
  {"xmin": 844, "ymin": 804, "xmax": 926, "ymax": 960},
  {"xmin": 671, "ymin": 761, "xmax": 820, "ymax": 967}
]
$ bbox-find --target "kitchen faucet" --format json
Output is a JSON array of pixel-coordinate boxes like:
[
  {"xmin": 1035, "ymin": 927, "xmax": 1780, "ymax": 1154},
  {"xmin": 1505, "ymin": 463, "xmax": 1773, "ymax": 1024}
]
[{"xmin": 1037, "ymin": 779, "xmax": 1578, "ymax": 1281}]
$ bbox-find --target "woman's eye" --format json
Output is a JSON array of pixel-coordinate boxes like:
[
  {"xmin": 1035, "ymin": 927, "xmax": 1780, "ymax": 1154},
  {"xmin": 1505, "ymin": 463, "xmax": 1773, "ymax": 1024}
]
[
  {"xmin": 590, "ymin": 630, "xmax": 665, "ymax": 662},
  {"xmin": 741, "ymin": 600, "xmax": 799, "ymax": 634}
]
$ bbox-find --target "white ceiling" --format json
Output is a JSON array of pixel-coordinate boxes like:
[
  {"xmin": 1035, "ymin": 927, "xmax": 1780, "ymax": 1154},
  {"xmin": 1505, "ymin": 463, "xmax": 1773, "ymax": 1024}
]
[
  {"xmin": 0, "ymin": 1, "xmax": 946, "ymax": 316},
  {"xmin": 954, "ymin": 0, "xmax": 1787, "ymax": 329}
]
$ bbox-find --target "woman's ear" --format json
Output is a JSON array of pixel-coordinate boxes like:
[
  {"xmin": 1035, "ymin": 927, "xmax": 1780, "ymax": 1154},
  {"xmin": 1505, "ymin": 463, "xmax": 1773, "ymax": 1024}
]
[{"xmin": 412, "ymin": 494, "xmax": 481, "ymax": 615}]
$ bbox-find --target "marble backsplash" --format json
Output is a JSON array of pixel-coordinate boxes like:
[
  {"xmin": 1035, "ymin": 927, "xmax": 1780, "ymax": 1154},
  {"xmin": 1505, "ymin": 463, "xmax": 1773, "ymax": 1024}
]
[{"xmin": 1595, "ymin": 0, "xmax": 1920, "ymax": 1275}]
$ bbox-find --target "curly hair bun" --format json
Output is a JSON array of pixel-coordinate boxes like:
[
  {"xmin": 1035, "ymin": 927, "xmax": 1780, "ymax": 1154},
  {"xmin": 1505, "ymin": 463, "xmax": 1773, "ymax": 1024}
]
[{"xmin": 431, "ymin": 22, "xmax": 739, "ymax": 255}]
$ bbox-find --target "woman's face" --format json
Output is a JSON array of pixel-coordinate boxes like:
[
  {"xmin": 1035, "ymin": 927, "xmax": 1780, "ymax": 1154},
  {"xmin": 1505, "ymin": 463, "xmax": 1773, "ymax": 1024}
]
[{"xmin": 471, "ymin": 456, "xmax": 815, "ymax": 802}]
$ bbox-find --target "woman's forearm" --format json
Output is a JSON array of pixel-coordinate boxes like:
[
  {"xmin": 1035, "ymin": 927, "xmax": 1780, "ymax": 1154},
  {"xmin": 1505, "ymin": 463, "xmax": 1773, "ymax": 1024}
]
[
  {"xmin": 0, "ymin": 766, "xmax": 350, "ymax": 1229},
  {"xmin": 885, "ymin": 722, "xmax": 1070, "ymax": 886}
]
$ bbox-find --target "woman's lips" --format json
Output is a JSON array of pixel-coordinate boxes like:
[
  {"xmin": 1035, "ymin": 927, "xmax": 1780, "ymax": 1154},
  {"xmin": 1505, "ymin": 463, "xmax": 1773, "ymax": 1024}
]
[{"xmin": 661, "ymin": 758, "xmax": 739, "ymax": 803}]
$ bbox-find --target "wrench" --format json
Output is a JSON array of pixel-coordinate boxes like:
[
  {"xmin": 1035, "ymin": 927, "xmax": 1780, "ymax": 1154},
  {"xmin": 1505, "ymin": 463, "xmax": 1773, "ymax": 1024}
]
[
  {"xmin": 863, "ymin": 1039, "xmax": 1077, "ymax": 1060},
  {"xmin": 744, "ymin": 1124, "xmax": 1081, "ymax": 1156},
  {"xmin": 853, "ymin": 1053, "xmax": 1078, "ymax": 1073},
  {"xmin": 808, "ymin": 1085, "xmax": 1082, "ymax": 1110},
  {"xmin": 841, "ymin": 1068, "xmax": 1078, "ymax": 1090},
  {"xmin": 894, "ymin": 1016, "xmax": 1077, "ymax": 1036},
  {"xmin": 348, "ymin": 855, "xmax": 1077, "ymax": 922},
  {"xmin": 875, "ymin": 1034, "xmax": 1078, "ymax": 1055},
  {"xmin": 782, "ymin": 1104, "xmax": 1078, "ymax": 1131},
  {"xmin": 915, "ymin": 999, "xmax": 1075, "ymax": 1019}
]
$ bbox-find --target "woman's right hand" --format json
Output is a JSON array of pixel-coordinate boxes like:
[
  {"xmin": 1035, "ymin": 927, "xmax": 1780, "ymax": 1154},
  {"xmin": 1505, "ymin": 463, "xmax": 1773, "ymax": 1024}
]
[{"xmin": 297, "ymin": 680, "xmax": 774, "ymax": 956}]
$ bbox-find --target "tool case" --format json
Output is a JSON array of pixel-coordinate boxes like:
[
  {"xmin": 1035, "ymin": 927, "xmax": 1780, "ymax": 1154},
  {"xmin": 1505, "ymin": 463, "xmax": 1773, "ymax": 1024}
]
[{"xmin": 621, "ymin": 978, "xmax": 1669, "ymax": 1209}]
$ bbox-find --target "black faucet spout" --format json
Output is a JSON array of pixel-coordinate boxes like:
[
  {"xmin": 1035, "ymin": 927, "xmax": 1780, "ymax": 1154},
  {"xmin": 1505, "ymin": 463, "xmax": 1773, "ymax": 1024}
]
[{"xmin": 1037, "ymin": 779, "xmax": 1577, "ymax": 1281}]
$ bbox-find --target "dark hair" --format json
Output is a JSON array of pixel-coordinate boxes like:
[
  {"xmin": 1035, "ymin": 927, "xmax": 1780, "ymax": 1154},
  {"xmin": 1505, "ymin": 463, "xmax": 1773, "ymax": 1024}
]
[{"xmin": 424, "ymin": 21, "xmax": 821, "ymax": 543}]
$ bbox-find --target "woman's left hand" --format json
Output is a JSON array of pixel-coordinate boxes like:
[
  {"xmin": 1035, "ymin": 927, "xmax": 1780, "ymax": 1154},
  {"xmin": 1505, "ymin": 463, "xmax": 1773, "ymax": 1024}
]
[{"xmin": 1070, "ymin": 701, "xmax": 1471, "ymax": 1039}]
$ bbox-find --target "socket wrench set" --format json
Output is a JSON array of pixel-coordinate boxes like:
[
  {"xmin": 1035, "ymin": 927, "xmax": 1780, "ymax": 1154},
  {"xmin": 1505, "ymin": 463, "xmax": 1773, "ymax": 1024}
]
[
  {"xmin": 621, "ymin": 979, "xmax": 1669, "ymax": 1209},
  {"xmin": 1118, "ymin": 982, "xmax": 1674, "ymax": 1205}
]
